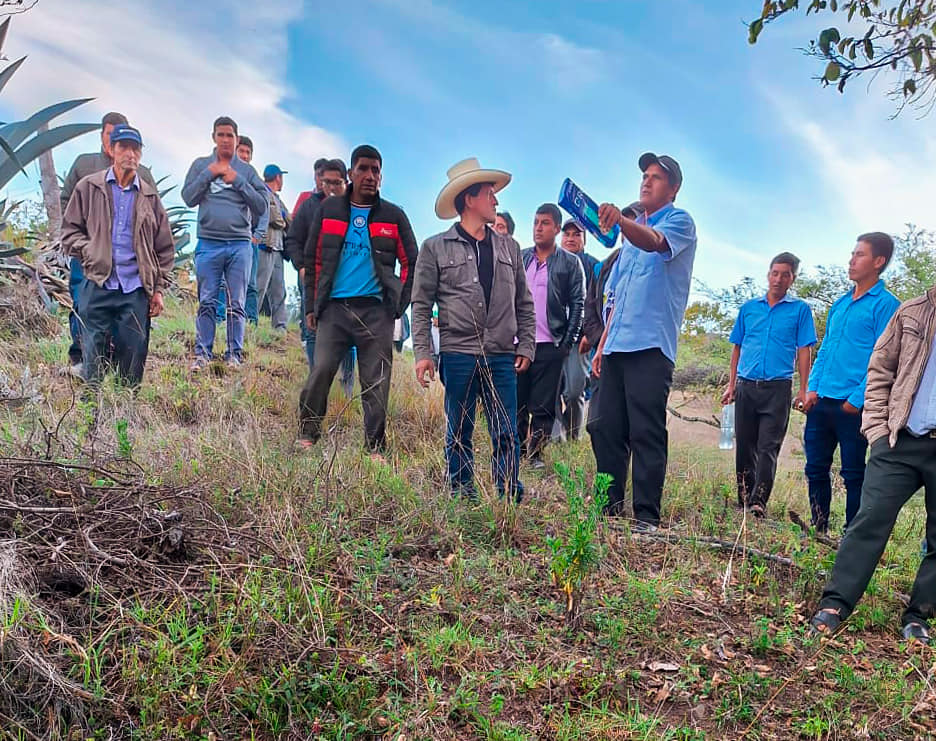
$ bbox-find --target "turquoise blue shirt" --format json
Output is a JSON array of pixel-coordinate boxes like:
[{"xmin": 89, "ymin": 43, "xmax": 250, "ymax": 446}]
[
  {"xmin": 602, "ymin": 203, "xmax": 697, "ymax": 363},
  {"xmin": 808, "ymin": 280, "xmax": 900, "ymax": 408},
  {"xmin": 729, "ymin": 294, "xmax": 817, "ymax": 381},
  {"xmin": 331, "ymin": 205, "xmax": 382, "ymax": 299},
  {"xmin": 907, "ymin": 333, "xmax": 936, "ymax": 435}
]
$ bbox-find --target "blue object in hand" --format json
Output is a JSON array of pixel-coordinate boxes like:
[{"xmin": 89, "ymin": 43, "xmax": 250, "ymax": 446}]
[{"xmin": 558, "ymin": 178, "xmax": 620, "ymax": 248}]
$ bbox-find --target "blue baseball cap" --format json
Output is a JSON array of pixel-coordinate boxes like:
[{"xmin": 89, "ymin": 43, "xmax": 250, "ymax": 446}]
[
  {"xmin": 110, "ymin": 124, "xmax": 142, "ymax": 147},
  {"xmin": 263, "ymin": 164, "xmax": 287, "ymax": 180}
]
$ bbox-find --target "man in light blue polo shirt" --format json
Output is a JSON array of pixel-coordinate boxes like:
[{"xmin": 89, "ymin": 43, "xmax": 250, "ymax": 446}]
[
  {"xmin": 588, "ymin": 153, "xmax": 697, "ymax": 531},
  {"xmin": 803, "ymin": 233, "xmax": 900, "ymax": 532},
  {"xmin": 722, "ymin": 253, "xmax": 817, "ymax": 516}
]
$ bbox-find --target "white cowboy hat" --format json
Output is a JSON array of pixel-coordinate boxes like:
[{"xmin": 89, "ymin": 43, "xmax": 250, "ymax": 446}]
[{"xmin": 434, "ymin": 157, "xmax": 511, "ymax": 220}]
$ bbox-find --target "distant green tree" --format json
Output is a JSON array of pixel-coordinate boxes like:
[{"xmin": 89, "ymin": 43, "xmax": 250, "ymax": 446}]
[{"xmin": 748, "ymin": 1, "xmax": 936, "ymax": 114}]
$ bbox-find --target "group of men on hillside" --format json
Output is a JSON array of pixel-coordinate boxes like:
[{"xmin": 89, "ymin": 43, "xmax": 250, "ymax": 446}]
[{"xmin": 57, "ymin": 111, "xmax": 936, "ymax": 646}]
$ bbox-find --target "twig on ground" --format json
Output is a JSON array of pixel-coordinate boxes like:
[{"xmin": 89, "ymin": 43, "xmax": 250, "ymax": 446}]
[{"xmin": 788, "ymin": 510, "xmax": 839, "ymax": 550}]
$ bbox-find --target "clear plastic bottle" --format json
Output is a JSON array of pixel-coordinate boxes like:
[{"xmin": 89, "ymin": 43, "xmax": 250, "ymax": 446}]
[{"xmin": 719, "ymin": 402, "xmax": 735, "ymax": 450}]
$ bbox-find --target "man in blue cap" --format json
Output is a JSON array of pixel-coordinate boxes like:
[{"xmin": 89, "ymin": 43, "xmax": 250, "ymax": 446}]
[
  {"xmin": 256, "ymin": 164, "xmax": 290, "ymax": 331},
  {"xmin": 61, "ymin": 125, "xmax": 175, "ymax": 387}
]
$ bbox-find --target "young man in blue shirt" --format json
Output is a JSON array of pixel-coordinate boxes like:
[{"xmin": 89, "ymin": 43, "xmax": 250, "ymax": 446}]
[
  {"xmin": 590, "ymin": 154, "xmax": 698, "ymax": 531},
  {"xmin": 802, "ymin": 233, "xmax": 900, "ymax": 532},
  {"xmin": 722, "ymin": 253, "xmax": 817, "ymax": 517}
]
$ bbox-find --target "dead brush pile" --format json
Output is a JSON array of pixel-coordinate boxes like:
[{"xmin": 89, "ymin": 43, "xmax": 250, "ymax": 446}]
[{"xmin": 0, "ymin": 455, "xmax": 271, "ymax": 737}]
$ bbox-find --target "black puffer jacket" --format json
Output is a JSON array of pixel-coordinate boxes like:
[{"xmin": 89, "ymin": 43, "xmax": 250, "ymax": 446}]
[
  {"xmin": 303, "ymin": 189, "xmax": 418, "ymax": 319},
  {"xmin": 521, "ymin": 245, "xmax": 585, "ymax": 348}
]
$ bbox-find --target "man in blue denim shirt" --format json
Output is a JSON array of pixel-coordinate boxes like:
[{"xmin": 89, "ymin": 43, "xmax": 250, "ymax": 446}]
[
  {"xmin": 589, "ymin": 153, "xmax": 697, "ymax": 530},
  {"xmin": 803, "ymin": 233, "xmax": 900, "ymax": 532},
  {"xmin": 722, "ymin": 253, "xmax": 816, "ymax": 516}
]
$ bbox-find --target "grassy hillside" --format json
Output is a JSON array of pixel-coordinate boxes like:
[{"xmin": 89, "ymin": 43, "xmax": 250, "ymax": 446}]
[{"xmin": 0, "ymin": 294, "xmax": 933, "ymax": 740}]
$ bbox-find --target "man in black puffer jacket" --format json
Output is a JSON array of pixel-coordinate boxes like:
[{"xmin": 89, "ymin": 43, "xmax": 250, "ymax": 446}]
[
  {"xmin": 518, "ymin": 203, "xmax": 585, "ymax": 468},
  {"xmin": 297, "ymin": 145, "xmax": 418, "ymax": 454}
]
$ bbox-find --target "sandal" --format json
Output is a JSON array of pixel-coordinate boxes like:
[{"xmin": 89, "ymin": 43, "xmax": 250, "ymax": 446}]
[
  {"xmin": 901, "ymin": 622, "xmax": 931, "ymax": 645},
  {"xmin": 809, "ymin": 608, "xmax": 842, "ymax": 636}
]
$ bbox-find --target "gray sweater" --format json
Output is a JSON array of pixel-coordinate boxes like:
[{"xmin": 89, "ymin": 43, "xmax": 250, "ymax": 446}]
[{"xmin": 181, "ymin": 150, "xmax": 269, "ymax": 242}]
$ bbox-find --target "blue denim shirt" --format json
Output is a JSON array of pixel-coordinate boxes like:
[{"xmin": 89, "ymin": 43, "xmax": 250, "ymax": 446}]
[
  {"xmin": 808, "ymin": 279, "xmax": 900, "ymax": 408},
  {"xmin": 729, "ymin": 294, "xmax": 817, "ymax": 381},
  {"xmin": 907, "ymin": 333, "xmax": 936, "ymax": 435},
  {"xmin": 103, "ymin": 168, "xmax": 142, "ymax": 293},
  {"xmin": 602, "ymin": 203, "xmax": 697, "ymax": 364}
]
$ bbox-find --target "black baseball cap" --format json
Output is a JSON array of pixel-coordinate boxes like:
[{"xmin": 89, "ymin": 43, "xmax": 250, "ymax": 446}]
[
  {"xmin": 561, "ymin": 218, "xmax": 584, "ymax": 233},
  {"xmin": 638, "ymin": 152, "xmax": 682, "ymax": 188}
]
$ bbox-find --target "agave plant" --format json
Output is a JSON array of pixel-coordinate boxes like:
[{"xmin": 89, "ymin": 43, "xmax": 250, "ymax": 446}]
[{"xmin": 0, "ymin": 17, "xmax": 98, "ymax": 190}]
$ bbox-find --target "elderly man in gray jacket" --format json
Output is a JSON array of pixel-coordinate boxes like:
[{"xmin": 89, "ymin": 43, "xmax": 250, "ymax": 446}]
[{"xmin": 412, "ymin": 158, "xmax": 536, "ymax": 502}]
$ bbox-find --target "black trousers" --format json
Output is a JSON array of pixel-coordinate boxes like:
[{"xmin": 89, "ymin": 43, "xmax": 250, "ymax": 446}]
[
  {"xmin": 587, "ymin": 349, "xmax": 673, "ymax": 525},
  {"xmin": 517, "ymin": 342, "xmax": 567, "ymax": 458},
  {"xmin": 298, "ymin": 298, "xmax": 393, "ymax": 451},
  {"xmin": 78, "ymin": 281, "xmax": 150, "ymax": 387},
  {"xmin": 820, "ymin": 431, "xmax": 936, "ymax": 626},
  {"xmin": 734, "ymin": 377, "xmax": 792, "ymax": 508}
]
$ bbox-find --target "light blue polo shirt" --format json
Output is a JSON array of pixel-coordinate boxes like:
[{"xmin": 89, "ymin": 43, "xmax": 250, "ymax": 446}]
[
  {"xmin": 729, "ymin": 294, "xmax": 817, "ymax": 381},
  {"xmin": 602, "ymin": 202, "xmax": 697, "ymax": 364},
  {"xmin": 808, "ymin": 279, "xmax": 899, "ymax": 408},
  {"xmin": 331, "ymin": 204, "xmax": 382, "ymax": 299}
]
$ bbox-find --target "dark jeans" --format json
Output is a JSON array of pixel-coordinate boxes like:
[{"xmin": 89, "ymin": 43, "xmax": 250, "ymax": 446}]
[
  {"xmin": 517, "ymin": 342, "xmax": 567, "ymax": 458},
  {"xmin": 804, "ymin": 396, "xmax": 868, "ymax": 531},
  {"xmin": 587, "ymin": 348, "xmax": 673, "ymax": 525},
  {"xmin": 298, "ymin": 298, "xmax": 393, "ymax": 451},
  {"xmin": 78, "ymin": 281, "xmax": 150, "ymax": 386},
  {"xmin": 68, "ymin": 257, "xmax": 84, "ymax": 364},
  {"xmin": 819, "ymin": 431, "xmax": 936, "ymax": 627},
  {"xmin": 735, "ymin": 377, "xmax": 792, "ymax": 508},
  {"xmin": 440, "ymin": 352, "xmax": 523, "ymax": 500},
  {"xmin": 245, "ymin": 241, "xmax": 259, "ymax": 323}
]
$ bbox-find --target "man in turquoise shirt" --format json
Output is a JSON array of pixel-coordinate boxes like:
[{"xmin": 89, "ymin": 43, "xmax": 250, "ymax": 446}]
[
  {"xmin": 803, "ymin": 233, "xmax": 900, "ymax": 532},
  {"xmin": 589, "ymin": 153, "xmax": 697, "ymax": 531},
  {"xmin": 722, "ymin": 253, "xmax": 817, "ymax": 516}
]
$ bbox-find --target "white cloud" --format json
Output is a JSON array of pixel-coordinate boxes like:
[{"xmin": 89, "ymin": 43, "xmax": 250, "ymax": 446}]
[
  {"xmin": 761, "ymin": 85, "xmax": 936, "ymax": 235},
  {"xmin": 4, "ymin": 0, "xmax": 346, "ymax": 208}
]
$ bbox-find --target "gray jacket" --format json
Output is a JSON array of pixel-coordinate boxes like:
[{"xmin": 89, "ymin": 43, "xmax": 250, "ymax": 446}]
[
  {"xmin": 61, "ymin": 150, "xmax": 156, "ymax": 212},
  {"xmin": 411, "ymin": 224, "xmax": 536, "ymax": 363},
  {"xmin": 181, "ymin": 150, "xmax": 268, "ymax": 242}
]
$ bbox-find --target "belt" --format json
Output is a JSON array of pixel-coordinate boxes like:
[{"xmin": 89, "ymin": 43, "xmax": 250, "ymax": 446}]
[
  {"xmin": 737, "ymin": 377, "xmax": 792, "ymax": 387},
  {"xmin": 332, "ymin": 296, "xmax": 382, "ymax": 306}
]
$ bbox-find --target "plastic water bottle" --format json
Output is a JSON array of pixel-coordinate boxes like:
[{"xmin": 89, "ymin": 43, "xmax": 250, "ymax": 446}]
[
  {"xmin": 719, "ymin": 403, "xmax": 735, "ymax": 450},
  {"xmin": 558, "ymin": 178, "xmax": 621, "ymax": 248}
]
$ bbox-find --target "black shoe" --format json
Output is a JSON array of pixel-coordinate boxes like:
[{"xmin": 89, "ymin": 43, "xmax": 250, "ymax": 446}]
[
  {"xmin": 530, "ymin": 456, "xmax": 546, "ymax": 471},
  {"xmin": 809, "ymin": 608, "xmax": 843, "ymax": 636},
  {"xmin": 632, "ymin": 521, "xmax": 659, "ymax": 534},
  {"xmin": 901, "ymin": 622, "xmax": 930, "ymax": 645}
]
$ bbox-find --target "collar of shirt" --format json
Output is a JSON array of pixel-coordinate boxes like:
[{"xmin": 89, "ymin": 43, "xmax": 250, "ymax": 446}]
[
  {"xmin": 757, "ymin": 292, "xmax": 796, "ymax": 305},
  {"xmin": 105, "ymin": 167, "xmax": 140, "ymax": 191},
  {"xmin": 454, "ymin": 223, "xmax": 492, "ymax": 250}
]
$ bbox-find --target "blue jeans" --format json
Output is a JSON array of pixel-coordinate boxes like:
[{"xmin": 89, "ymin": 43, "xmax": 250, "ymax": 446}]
[
  {"xmin": 804, "ymin": 396, "xmax": 868, "ymax": 531},
  {"xmin": 245, "ymin": 242, "xmax": 259, "ymax": 323},
  {"xmin": 439, "ymin": 352, "xmax": 523, "ymax": 501},
  {"xmin": 194, "ymin": 238, "xmax": 251, "ymax": 360},
  {"xmin": 67, "ymin": 257, "xmax": 85, "ymax": 363}
]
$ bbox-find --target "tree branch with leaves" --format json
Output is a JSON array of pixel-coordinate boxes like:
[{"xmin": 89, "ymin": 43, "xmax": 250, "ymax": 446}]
[{"xmin": 749, "ymin": 1, "xmax": 936, "ymax": 115}]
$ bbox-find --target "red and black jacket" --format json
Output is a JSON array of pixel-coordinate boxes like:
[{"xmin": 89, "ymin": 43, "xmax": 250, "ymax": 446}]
[{"xmin": 303, "ymin": 188, "xmax": 418, "ymax": 319}]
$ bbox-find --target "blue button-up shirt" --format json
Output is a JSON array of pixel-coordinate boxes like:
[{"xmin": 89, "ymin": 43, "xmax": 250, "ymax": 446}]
[
  {"xmin": 602, "ymin": 202, "xmax": 697, "ymax": 364},
  {"xmin": 729, "ymin": 293, "xmax": 817, "ymax": 381},
  {"xmin": 907, "ymin": 333, "xmax": 936, "ymax": 435},
  {"xmin": 103, "ymin": 168, "xmax": 142, "ymax": 293},
  {"xmin": 808, "ymin": 279, "xmax": 900, "ymax": 408}
]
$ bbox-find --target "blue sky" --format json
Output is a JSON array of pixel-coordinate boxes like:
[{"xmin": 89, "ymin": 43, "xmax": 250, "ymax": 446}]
[{"xmin": 4, "ymin": 0, "xmax": 935, "ymax": 291}]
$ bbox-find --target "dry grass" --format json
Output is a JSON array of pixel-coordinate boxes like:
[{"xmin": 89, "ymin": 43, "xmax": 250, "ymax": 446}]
[{"xmin": 0, "ymin": 296, "xmax": 933, "ymax": 740}]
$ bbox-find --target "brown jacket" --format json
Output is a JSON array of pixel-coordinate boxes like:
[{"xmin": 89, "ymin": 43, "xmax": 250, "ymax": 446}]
[
  {"xmin": 411, "ymin": 224, "xmax": 536, "ymax": 363},
  {"xmin": 62, "ymin": 170, "xmax": 175, "ymax": 297},
  {"xmin": 862, "ymin": 286, "xmax": 936, "ymax": 447}
]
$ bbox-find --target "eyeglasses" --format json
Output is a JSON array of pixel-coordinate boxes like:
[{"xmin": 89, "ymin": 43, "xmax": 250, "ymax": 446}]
[{"xmin": 322, "ymin": 178, "xmax": 345, "ymax": 187}]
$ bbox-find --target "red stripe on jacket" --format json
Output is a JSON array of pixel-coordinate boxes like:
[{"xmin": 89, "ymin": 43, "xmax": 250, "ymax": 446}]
[
  {"xmin": 315, "ymin": 218, "xmax": 348, "ymax": 302},
  {"xmin": 370, "ymin": 222, "xmax": 408, "ymax": 286}
]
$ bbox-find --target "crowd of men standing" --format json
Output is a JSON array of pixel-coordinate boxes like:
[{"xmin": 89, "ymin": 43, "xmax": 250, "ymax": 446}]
[{"xmin": 56, "ymin": 111, "xmax": 936, "ymax": 646}]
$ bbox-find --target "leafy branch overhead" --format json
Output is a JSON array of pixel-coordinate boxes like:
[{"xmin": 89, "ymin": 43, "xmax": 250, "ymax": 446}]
[{"xmin": 749, "ymin": 1, "xmax": 936, "ymax": 113}]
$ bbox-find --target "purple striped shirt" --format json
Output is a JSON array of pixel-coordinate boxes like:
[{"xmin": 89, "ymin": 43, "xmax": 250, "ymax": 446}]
[{"xmin": 103, "ymin": 168, "xmax": 142, "ymax": 293}]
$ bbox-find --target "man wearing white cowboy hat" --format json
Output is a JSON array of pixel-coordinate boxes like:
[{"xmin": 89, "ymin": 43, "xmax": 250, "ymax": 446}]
[{"xmin": 411, "ymin": 158, "xmax": 536, "ymax": 502}]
